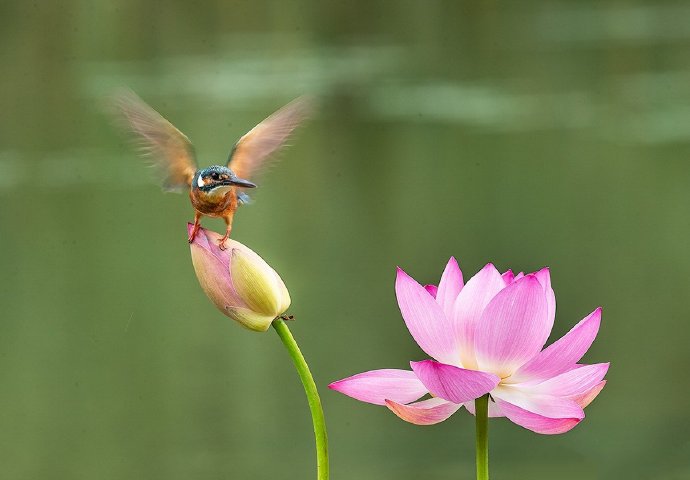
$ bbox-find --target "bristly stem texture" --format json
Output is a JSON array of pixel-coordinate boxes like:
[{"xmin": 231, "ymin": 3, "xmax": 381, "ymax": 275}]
[
  {"xmin": 272, "ymin": 318, "xmax": 329, "ymax": 480},
  {"xmin": 475, "ymin": 394, "xmax": 489, "ymax": 480}
]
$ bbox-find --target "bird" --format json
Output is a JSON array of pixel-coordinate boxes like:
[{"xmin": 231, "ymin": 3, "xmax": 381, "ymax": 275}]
[{"xmin": 111, "ymin": 90, "xmax": 311, "ymax": 249}]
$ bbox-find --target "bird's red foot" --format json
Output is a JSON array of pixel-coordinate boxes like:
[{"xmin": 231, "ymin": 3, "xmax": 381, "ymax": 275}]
[
  {"xmin": 188, "ymin": 231, "xmax": 198, "ymax": 244},
  {"xmin": 188, "ymin": 224, "xmax": 200, "ymax": 244},
  {"xmin": 217, "ymin": 235, "xmax": 230, "ymax": 250}
]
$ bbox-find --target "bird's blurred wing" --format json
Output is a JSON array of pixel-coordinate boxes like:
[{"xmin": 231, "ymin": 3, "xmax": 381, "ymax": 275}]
[
  {"xmin": 227, "ymin": 96, "xmax": 312, "ymax": 182},
  {"xmin": 111, "ymin": 89, "xmax": 197, "ymax": 192}
]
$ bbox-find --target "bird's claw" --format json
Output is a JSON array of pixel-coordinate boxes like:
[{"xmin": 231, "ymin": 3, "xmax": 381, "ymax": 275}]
[{"xmin": 217, "ymin": 237, "xmax": 229, "ymax": 250}]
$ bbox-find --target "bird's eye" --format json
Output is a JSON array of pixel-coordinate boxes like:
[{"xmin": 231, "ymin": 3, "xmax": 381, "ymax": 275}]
[{"xmin": 211, "ymin": 172, "xmax": 219, "ymax": 180}]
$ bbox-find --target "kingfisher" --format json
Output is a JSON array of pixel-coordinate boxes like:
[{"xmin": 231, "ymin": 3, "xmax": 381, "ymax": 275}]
[{"xmin": 112, "ymin": 90, "xmax": 311, "ymax": 249}]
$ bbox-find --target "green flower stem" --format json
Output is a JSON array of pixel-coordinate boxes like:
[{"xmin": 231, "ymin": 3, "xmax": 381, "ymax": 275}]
[
  {"xmin": 475, "ymin": 394, "xmax": 489, "ymax": 480},
  {"xmin": 272, "ymin": 318, "xmax": 329, "ymax": 480}
]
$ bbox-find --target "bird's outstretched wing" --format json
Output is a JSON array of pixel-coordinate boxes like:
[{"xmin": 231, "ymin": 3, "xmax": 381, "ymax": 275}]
[
  {"xmin": 227, "ymin": 96, "xmax": 312, "ymax": 182},
  {"xmin": 111, "ymin": 89, "xmax": 197, "ymax": 192}
]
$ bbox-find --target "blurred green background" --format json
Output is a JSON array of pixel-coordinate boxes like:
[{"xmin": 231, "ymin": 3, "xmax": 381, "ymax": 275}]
[{"xmin": 1, "ymin": 1, "xmax": 689, "ymax": 479}]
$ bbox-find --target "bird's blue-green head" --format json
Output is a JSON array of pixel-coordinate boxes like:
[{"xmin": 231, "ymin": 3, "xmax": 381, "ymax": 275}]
[{"xmin": 192, "ymin": 166, "xmax": 256, "ymax": 196}]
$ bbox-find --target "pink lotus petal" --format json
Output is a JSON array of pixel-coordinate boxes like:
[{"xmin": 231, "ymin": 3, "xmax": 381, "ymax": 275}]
[
  {"xmin": 533, "ymin": 267, "xmax": 556, "ymax": 335},
  {"xmin": 494, "ymin": 398, "xmax": 583, "ymax": 434},
  {"xmin": 570, "ymin": 380, "xmax": 606, "ymax": 408},
  {"xmin": 435, "ymin": 257, "xmax": 464, "ymax": 316},
  {"xmin": 492, "ymin": 387, "xmax": 585, "ymax": 419},
  {"xmin": 188, "ymin": 223, "xmax": 230, "ymax": 267},
  {"xmin": 451, "ymin": 263, "xmax": 506, "ymax": 369},
  {"xmin": 188, "ymin": 226, "xmax": 248, "ymax": 312},
  {"xmin": 396, "ymin": 268, "xmax": 458, "ymax": 365},
  {"xmin": 424, "ymin": 284, "xmax": 438, "ymax": 297},
  {"xmin": 509, "ymin": 308, "xmax": 601, "ymax": 383},
  {"xmin": 527, "ymin": 363, "xmax": 609, "ymax": 397},
  {"xmin": 328, "ymin": 369, "xmax": 427, "ymax": 406},
  {"xmin": 501, "ymin": 270, "xmax": 515, "ymax": 285},
  {"xmin": 474, "ymin": 276, "xmax": 550, "ymax": 377},
  {"xmin": 410, "ymin": 360, "xmax": 500, "ymax": 404},
  {"xmin": 385, "ymin": 397, "xmax": 462, "ymax": 425},
  {"xmin": 464, "ymin": 398, "xmax": 505, "ymax": 418}
]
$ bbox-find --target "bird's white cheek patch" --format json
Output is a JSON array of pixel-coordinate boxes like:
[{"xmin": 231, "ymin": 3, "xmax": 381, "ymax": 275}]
[{"xmin": 197, "ymin": 176, "xmax": 205, "ymax": 188}]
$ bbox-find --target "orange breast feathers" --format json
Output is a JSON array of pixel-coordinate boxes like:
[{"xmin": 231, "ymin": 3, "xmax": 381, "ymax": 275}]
[{"xmin": 189, "ymin": 188, "xmax": 238, "ymax": 217}]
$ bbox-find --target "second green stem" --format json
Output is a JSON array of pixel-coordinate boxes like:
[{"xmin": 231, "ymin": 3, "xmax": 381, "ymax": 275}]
[{"xmin": 475, "ymin": 394, "xmax": 489, "ymax": 480}]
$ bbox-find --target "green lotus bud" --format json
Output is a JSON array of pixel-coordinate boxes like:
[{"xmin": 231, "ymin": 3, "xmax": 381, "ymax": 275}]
[{"xmin": 188, "ymin": 224, "xmax": 291, "ymax": 332}]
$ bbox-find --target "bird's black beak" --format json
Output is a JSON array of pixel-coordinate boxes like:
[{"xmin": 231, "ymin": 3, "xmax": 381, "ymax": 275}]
[{"xmin": 229, "ymin": 177, "xmax": 256, "ymax": 188}]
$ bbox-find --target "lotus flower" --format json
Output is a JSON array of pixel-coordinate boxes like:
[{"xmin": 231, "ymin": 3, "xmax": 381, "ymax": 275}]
[
  {"xmin": 329, "ymin": 258, "xmax": 608, "ymax": 434},
  {"xmin": 188, "ymin": 224, "xmax": 291, "ymax": 332}
]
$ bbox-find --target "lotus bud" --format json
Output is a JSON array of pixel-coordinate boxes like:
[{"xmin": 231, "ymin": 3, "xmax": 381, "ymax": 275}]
[{"xmin": 188, "ymin": 224, "xmax": 291, "ymax": 332}]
